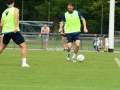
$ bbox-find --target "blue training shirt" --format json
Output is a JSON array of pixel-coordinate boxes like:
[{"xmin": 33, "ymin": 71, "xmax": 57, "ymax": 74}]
[{"xmin": 61, "ymin": 10, "xmax": 83, "ymax": 22}]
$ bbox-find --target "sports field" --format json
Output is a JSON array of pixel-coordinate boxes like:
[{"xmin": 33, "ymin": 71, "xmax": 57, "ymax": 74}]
[{"xmin": 0, "ymin": 50, "xmax": 120, "ymax": 90}]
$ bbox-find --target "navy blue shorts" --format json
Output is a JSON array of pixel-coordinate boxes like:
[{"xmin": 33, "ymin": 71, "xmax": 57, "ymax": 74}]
[
  {"xmin": 3, "ymin": 32, "xmax": 25, "ymax": 45},
  {"xmin": 66, "ymin": 32, "xmax": 80, "ymax": 43}
]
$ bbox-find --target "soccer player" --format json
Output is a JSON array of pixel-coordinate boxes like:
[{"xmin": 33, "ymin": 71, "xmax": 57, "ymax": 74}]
[
  {"xmin": 0, "ymin": 0, "xmax": 30, "ymax": 67},
  {"xmin": 59, "ymin": 2, "xmax": 88, "ymax": 62}
]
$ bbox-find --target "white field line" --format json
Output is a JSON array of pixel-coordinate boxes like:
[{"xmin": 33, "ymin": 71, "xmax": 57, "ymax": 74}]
[
  {"xmin": 114, "ymin": 58, "xmax": 120, "ymax": 68},
  {"xmin": 0, "ymin": 84, "xmax": 92, "ymax": 89},
  {"xmin": 0, "ymin": 84, "xmax": 114, "ymax": 90}
]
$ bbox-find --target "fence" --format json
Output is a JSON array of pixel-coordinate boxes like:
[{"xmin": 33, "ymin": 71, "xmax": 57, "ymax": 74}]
[{"xmin": 3, "ymin": 33, "xmax": 120, "ymax": 51}]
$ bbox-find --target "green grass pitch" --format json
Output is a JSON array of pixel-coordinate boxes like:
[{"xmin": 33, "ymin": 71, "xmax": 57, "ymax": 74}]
[{"xmin": 0, "ymin": 50, "xmax": 120, "ymax": 90}]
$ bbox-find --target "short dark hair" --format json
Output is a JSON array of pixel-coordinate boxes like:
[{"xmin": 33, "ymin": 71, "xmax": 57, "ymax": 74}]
[
  {"xmin": 67, "ymin": 2, "xmax": 74, "ymax": 7},
  {"xmin": 7, "ymin": 0, "xmax": 14, "ymax": 5}
]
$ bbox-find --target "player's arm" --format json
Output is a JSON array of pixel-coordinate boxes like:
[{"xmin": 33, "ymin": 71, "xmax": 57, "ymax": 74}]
[
  {"xmin": 78, "ymin": 12, "xmax": 88, "ymax": 33},
  {"xmin": 60, "ymin": 31, "xmax": 65, "ymax": 35},
  {"xmin": 14, "ymin": 8, "xmax": 19, "ymax": 33},
  {"xmin": 59, "ymin": 14, "xmax": 65, "ymax": 33},
  {"xmin": 0, "ymin": 18, "xmax": 4, "ymax": 28},
  {"xmin": 81, "ymin": 18, "xmax": 88, "ymax": 33},
  {"xmin": 59, "ymin": 21, "xmax": 64, "ymax": 33}
]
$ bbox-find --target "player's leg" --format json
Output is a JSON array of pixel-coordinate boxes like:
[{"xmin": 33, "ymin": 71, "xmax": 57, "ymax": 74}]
[
  {"xmin": 66, "ymin": 42, "xmax": 72, "ymax": 60},
  {"xmin": 19, "ymin": 42, "xmax": 26, "ymax": 58},
  {"xmin": 66, "ymin": 34, "xmax": 73, "ymax": 60},
  {"xmin": 72, "ymin": 33, "xmax": 80, "ymax": 62},
  {"xmin": 74, "ymin": 40, "xmax": 80, "ymax": 54},
  {"xmin": 0, "ymin": 44, "xmax": 8, "ymax": 54},
  {"xmin": 0, "ymin": 34, "xmax": 4, "ymax": 45},
  {"xmin": 19, "ymin": 42, "xmax": 30, "ymax": 67},
  {"xmin": 72, "ymin": 40, "xmax": 80, "ymax": 62},
  {"xmin": 12, "ymin": 32, "xmax": 30, "ymax": 67},
  {"xmin": 0, "ymin": 33, "xmax": 10, "ymax": 54}
]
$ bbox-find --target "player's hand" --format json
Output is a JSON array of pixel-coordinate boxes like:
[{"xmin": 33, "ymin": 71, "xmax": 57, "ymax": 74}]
[
  {"xmin": 60, "ymin": 32, "xmax": 65, "ymax": 35},
  {"xmin": 14, "ymin": 27, "xmax": 18, "ymax": 33},
  {"xmin": 59, "ymin": 28, "xmax": 62, "ymax": 33},
  {"xmin": 0, "ymin": 23, "xmax": 3, "ymax": 28},
  {"xmin": 60, "ymin": 32, "xmax": 64, "ymax": 34},
  {"xmin": 84, "ymin": 28, "xmax": 88, "ymax": 33}
]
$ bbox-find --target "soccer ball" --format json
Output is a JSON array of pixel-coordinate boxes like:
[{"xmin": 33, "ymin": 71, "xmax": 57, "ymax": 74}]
[{"xmin": 77, "ymin": 54, "xmax": 85, "ymax": 61}]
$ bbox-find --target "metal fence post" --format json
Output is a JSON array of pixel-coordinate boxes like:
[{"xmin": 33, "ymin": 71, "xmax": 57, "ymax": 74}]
[
  {"xmin": 41, "ymin": 35, "xmax": 43, "ymax": 49},
  {"xmin": 95, "ymin": 36, "xmax": 97, "ymax": 52},
  {"xmin": 54, "ymin": 34, "xmax": 56, "ymax": 51},
  {"xmin": 21, "ymin": 1, "xmax": 24, "ymax": 32},
  {"xmin": 48, "ymin": 2, "xmax": 50, "ymax": 26}
]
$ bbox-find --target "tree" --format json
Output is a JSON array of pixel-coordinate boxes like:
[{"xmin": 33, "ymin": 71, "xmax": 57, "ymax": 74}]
[
  {"xmin": 0, "ymin": 0, "xmax": 7, "ymax": 18},
  {"xmin": 17, "ymin": 0, "xmax": 44, "ymax": 21},
  {"xmin": 1, "ymin": 0, "xmax": 119, "ymax": 34},
  {"xmin": 35, "ymin": 0, "xmax": 94, "ymax": 32},
  {"xmin": 88, "ymin": 0, "xmax": 120, "ymax": 34}
]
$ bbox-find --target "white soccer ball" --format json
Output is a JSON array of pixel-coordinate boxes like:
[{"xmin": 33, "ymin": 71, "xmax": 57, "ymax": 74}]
[{"xmin": 77, "ymin": 54, "xmax": 85, "ymax": 61}]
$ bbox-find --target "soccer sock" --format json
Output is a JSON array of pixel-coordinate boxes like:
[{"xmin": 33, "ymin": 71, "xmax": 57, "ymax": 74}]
[
  {"xmin": 72, "ymin": 53, "xmax": 76, "ymax": 59},
  {"xmin": 68, "ymin": 51, "xmax": 70, "ymax": 55},
  {"xmin": 22, "ymin": 58, "xmax": 26, "ymax": 65},
  {"xmin": 67, "ymin": 51, "xmax": 71, "ymax": 57}
]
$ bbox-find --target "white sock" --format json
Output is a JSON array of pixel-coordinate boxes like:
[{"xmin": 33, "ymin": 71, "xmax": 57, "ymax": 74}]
[
  {"xmin": 68, "ymin": 51, "xmax": 70, "ymax": 55},
  {"xmin": 72, "ymin": 53, "xmax": 76, "ymax": 59},
  {"xmin": 22, "ymin": 58, "xmax": 26, "ymax": 65}
]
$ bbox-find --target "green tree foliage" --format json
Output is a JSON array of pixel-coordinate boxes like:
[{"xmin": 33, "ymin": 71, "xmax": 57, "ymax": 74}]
[
  {"xmin": 0, "ymin": 0, "xmax": 7, "ymax": 18},
  {"xmin": 35, "ymin": 0, "xmax": 94, "ymax": 32},
  {"xmin": 0, "ymin": 0, "xmax": 120, "ymax": 33},
  {"xmin": 88, "ymin": 0, "xmax": 120, "ymax": 34}
]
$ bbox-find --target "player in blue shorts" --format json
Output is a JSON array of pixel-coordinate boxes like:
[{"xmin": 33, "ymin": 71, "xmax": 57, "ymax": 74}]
[
  {"xmin": 0, "ymin": 0, "xmax": 30, "ymax": 67},
  {"xmin": 59, "ymin": 2, "xmax": 88, "ymax": 62}
]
